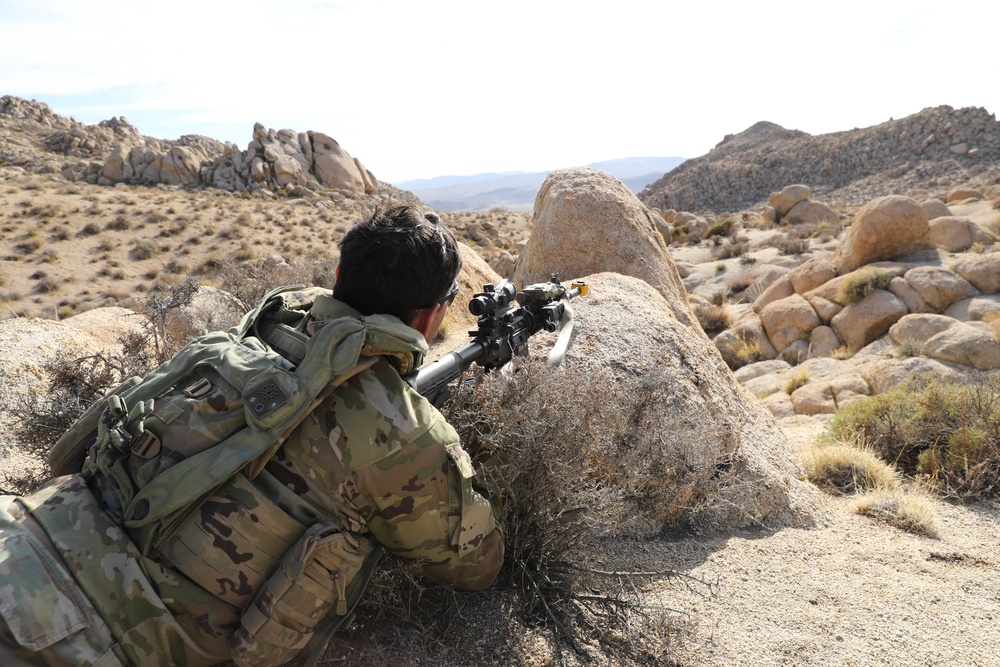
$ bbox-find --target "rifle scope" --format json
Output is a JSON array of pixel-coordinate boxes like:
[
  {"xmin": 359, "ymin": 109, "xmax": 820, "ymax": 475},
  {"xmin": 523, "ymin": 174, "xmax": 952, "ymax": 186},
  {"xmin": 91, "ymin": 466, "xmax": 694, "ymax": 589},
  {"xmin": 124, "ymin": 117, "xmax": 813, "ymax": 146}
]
[{"xmin": 468, "ymin": 280, "xmax": 517, "ymax": 316}]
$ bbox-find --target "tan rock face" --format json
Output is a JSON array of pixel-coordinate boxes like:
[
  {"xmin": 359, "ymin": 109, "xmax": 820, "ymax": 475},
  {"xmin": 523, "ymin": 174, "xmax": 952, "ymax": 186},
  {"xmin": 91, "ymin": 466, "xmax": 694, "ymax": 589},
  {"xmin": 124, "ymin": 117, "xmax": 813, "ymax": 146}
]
[
  {"xmin": 943, "ymin": 295, "xmax": 1000, "ymax": 322},
  {"xmin": 928, "ymin": 216, "xmax": 995, "ymax": 252},
  {"xmin": 513, "ymin": 167, "xmax": 698, "ymax": 331},
  {"xmin": 862, "ymin": 357, "xmax": 967, "ymax": 394},
  {"xmin": 760, "ymin": 294, "xmax": 821, "ymax": 351},
  {"xmin": 924, "ymin": 322, "xmax": 1000, "ymax": 370},
  {"xmin": 548, "ymin": 272, "xmax": 824, "ymax": 531},
  {"xmin": 783, "ymin": 199, "xmax": 840, "ymax": 226},
  {"xmin": 888, "ymin": 313, "xmax": 959, "ymax": 349},
  {"xmin": 832, "ymin": 196, "xmax": 932, "ymax": 274},
  {"xmin": 768, "ymin": 184, "xmax": 811, "ymax": 218},
  {"xmin": 788, "ymin": 259, "xmax": 837, "ymax": 295},
  {"xmin": 946, "ymin": 186, "xmax": 984, "ymax": 202},
  {"xmin": 830, "ymin": 290, "xmax": 908, "ymax": 351},
  {"xmin": 953, "ymin": 254, "xmax": 1000, "ymax": 294},
  {"xmin": 902, "ymin": 266, "xmax": 979, "ymax": 312},
  {"xmin": 920, "ymin": 198, "xmax": 951, "ymax": 221}
]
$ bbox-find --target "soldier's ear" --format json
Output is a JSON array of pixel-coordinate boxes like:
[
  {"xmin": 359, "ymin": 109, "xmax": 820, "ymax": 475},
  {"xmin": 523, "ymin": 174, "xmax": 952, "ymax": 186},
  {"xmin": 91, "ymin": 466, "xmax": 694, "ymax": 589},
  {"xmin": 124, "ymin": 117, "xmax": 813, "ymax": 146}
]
[{"xmin": 409, "ymin": 303, "xmax": 443, "ymax": 340}]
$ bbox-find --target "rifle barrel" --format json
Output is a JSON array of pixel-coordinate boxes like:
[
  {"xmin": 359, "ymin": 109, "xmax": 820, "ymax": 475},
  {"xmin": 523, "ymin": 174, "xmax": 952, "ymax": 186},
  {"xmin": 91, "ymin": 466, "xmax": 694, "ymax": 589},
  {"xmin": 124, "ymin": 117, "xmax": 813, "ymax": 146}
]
[{"xmin": 407, "ymin": 339, "xmax": 487, "ymax": 397}]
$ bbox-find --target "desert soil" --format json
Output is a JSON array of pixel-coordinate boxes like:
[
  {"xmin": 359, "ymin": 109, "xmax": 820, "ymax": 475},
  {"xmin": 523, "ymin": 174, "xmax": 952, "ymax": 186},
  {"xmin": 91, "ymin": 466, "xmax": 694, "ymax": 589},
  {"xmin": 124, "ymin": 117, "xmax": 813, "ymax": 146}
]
[{"xmin": 650, "ymin": 415, "xmax": 1000, "ymax": 667}]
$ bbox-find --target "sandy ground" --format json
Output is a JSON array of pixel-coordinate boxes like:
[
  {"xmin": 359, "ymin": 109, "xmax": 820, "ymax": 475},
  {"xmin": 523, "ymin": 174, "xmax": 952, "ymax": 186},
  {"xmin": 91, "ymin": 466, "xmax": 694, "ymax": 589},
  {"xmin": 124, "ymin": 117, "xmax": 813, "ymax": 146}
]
[{"xmin": 643, "ymin": 415, "xmax": 1000, "ymax": 667}]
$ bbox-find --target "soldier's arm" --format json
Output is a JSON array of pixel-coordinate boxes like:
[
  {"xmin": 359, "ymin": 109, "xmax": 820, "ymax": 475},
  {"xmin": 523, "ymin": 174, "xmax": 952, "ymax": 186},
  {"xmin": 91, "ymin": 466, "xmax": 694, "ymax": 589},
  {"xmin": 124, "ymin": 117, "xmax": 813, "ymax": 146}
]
[{"xmin": 350, "ymin": 419, "xmax": 504, "ymax": 591}]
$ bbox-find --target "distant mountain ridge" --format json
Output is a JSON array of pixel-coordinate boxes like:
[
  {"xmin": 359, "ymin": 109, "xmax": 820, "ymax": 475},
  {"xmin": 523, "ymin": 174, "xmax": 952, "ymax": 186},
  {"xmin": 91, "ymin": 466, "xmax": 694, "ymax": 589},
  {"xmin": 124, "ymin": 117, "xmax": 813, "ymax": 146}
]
[
  {"xmin": 639, "ymin": 106, "xmax": 1000, "ymax": 214},
  {"xmin": 398, "ymin": 157, "xmax": 686, "ymax": 212}
]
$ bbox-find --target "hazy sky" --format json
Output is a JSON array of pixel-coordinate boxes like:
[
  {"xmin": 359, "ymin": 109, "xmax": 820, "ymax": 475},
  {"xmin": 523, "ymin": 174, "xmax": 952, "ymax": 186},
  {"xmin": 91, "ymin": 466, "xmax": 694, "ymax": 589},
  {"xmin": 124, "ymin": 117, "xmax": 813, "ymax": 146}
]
[{"xmin": 2, "ymin": 0, "xmax": 997, "ymax": 183}]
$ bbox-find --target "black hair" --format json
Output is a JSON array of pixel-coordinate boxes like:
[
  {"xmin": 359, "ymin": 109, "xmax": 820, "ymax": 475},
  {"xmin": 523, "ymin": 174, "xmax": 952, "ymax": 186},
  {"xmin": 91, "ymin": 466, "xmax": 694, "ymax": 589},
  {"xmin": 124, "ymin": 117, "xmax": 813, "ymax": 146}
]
[{"xmin": 333, "ymin": 205, "xmax": 462, "ymax": 323}]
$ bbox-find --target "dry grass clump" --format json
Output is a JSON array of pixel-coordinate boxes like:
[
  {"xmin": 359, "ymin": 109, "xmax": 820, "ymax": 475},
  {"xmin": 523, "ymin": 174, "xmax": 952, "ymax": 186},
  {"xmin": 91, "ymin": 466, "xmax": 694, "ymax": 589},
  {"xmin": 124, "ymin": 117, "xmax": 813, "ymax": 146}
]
[
  {"xmin": 803, "ymin": 441, "xmax": 939, "ymax": 536},
  {"xmin": 853, "ymin": 488, "xmax": 940, "ymax": 537},
  {"xmin": 837, "ymin": 268, "xmax": 892, "ymax": 304},
  {"xmin": 693, "ymin": 302, "xmax": 731, "ymax": 335},
  {"xmin": 771, "ymin": 233, "xmax": 811, "ymax": 256},
  {"xmin": 784, "ymin": 368, "xmax": 809, "ymax": 394},
  {"xmin": 801, "ymin": 443, "xmax": 899, "ymax": 495},
  {"xmin": 717, "ymin": 336, "xmax": 765, "ymax": 371},
  {"xmin": 825, "ymin": 373, "xmax": 1000, "ymax": 499}
]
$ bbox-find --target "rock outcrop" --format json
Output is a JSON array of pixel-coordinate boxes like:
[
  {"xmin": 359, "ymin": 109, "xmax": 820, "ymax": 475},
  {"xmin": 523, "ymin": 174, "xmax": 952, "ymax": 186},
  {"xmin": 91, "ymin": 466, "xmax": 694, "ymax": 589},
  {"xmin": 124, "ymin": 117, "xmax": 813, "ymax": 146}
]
[
  {"xmin": 640, "ymin": 106, "xmax": 1000, "ymax": 213},
  {"xmin": 513, "ymin": 167, "xmax": 698, "ymax": 330},
  {"xmin": 507, "ymin": 168, "xmax": 825, "ymax": 531},
  {"xmin": 0, "ymin": 95, "xmax": 379, "ymax": 197}
]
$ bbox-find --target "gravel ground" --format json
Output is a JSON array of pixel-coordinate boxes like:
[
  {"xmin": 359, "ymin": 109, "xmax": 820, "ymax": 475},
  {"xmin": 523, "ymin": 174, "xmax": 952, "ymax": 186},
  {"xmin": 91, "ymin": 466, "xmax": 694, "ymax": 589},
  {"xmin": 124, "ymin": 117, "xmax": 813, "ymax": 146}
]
[{"xmin": 640, "ymin": 417, "xmax": 1000, "ymax": 667}]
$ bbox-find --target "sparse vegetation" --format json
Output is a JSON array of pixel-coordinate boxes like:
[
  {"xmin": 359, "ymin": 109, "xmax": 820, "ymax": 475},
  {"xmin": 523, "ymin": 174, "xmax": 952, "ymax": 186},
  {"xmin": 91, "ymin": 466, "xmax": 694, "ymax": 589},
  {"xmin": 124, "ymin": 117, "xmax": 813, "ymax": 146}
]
[
  {"xmin": 717, "ymin": 335, "xmax": 765, "ymax": 370},
  {"xmin": 854, "ymin": 488, "xmax": 939, "ymax": 537},
  {"xmin": 838, "ymin": 268, "xmax": 892, "ymax": 304},
  {"xmin": 771, "ymin": 233, "xmax": 810, "ymax": 255},
  {"xmin": 694, "ymin": 302, "xmax": 731, "ymax": 334},
  {"xmin": 801, "ymin": 443, "xmax": 900, "ymax": 495},
  {"xmin": 825, "ymin": 374, "xmax": 1000, "ymax": 499},
  {"xmin": 784, "ymin": 369, "xmax": 809, "ymax": 394}
]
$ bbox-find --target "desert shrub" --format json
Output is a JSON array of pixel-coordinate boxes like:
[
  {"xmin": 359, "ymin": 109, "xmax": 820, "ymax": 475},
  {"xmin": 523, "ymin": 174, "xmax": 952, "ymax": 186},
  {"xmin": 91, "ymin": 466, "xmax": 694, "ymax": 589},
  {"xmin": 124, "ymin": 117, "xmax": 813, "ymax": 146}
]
[
  {"xmin": 784, "ymin": 369, "xmax": 809, "ymax": 394},
  {"xmin": 825, "ymin": 374, "xmax": 1000, "ymax": 498},
  {"xmin": 130, "ymin": 240, "xmax": 157, "ymax": 260},
  {"xmin": 136, "ymin": 276, "xmax": 201, "ymax": 361},
  {"xmin": 717, "ymin": 336, "xmax": 765, "ymax": 371},
  {"xmin": 771, "ymin": 234, "xmax": 810, "ymax": 255},
  {"xmin": 3, "ymin": 330, "xmax": 155, "ymax": 469},
  {"xmin": 694, "ymin": 302, "xmax": 731, "ymax": 334},
  {"xmin": 704, "ymin": 219, "xmax": 736, "ymax": 239},
  {"xmin": 714, "ymin": 240, "xmax": 748, "ymax": 260},
  {"xmin": 801, "ymin": 443, "xmax": 900, "ymax": 495},
  {"xmin": 831, "ymin": 346, "xmax": 854, "ymax": 360},
  {"xmin": 854, "ymin": 488, "xmax": 939, "ymax": 537},
  {"xmin": 106, "ymin": 215, "xmax": 130, "ymax": 231},
  {"xmin": 218, "ymin": 257, "xmax": 338, "ymax": 310},
  {"xmin": 15, "ymin": 233, "xmax": 44, "ymax": 254},
  {"xmin": 78, "ymin": 222, "xmax": 101, "ymax": 236},
  {"xmin": 415, "ymin": 360, "xmax": 706, "ymax": 663},
  {"xmin": 838, "ymin": 268, "xmax": 891, "ymax": 304}
]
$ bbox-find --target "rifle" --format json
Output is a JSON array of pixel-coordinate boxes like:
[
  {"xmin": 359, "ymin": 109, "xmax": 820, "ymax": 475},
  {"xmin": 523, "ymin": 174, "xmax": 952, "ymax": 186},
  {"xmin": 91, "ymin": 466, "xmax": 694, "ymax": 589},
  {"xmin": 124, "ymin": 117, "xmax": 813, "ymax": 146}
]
[{"xmin": 404, "ymin": 275, "xmax": 588, "ymax": 406}]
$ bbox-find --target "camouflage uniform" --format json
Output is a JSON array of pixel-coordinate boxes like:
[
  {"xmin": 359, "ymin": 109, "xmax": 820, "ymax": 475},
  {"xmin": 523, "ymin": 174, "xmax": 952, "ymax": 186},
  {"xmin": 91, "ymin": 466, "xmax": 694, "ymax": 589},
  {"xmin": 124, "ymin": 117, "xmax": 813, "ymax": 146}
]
[{"xmin": 0, "ymin": 293, "xmax": 503, "ymax": 666}]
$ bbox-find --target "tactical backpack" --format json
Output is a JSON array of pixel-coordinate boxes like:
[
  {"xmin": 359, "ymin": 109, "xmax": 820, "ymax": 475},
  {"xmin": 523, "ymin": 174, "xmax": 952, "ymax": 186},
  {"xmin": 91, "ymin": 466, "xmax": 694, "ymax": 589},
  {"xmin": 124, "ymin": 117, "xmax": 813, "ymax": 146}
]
[{"xmin": 46, "ymin": 285, "xmax": 398, "ymax": 667}]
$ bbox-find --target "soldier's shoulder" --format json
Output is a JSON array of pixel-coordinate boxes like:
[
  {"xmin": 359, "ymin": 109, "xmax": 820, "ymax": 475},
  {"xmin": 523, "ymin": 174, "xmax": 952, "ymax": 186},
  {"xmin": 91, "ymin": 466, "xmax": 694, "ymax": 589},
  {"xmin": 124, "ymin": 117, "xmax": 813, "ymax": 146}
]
[{"xmin": 335, "ymin": 359, "xmax": 457, "ymax": 470}]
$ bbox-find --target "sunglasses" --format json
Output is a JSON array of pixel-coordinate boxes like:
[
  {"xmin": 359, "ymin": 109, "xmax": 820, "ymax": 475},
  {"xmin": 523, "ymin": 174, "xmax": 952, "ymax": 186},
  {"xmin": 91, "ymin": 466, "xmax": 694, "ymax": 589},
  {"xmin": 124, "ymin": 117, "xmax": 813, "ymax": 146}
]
[{"xmin": 439, "ymin": 281, "xmax": 460, "ymax": 305}]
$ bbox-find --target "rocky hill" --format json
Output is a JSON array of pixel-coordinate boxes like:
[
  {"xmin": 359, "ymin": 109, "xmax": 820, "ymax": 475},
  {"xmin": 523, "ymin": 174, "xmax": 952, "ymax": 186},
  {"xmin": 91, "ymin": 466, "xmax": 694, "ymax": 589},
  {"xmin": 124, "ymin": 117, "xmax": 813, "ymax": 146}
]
[
  {"xmin": 0, "ymin": 95, "xmax": 396, "ymax": 200},
  {"xmin": 640, "ymin": 106, "xmax": 1000, "ymax": 213}
]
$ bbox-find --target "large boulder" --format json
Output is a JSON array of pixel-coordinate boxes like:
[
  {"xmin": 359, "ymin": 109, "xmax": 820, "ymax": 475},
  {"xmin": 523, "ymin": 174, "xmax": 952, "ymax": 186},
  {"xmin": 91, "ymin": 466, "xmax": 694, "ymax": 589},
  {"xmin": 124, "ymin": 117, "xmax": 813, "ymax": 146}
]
[
  {"xmin": 513, "ymin": 167, "xmax": 698, "ymax": 331},
  {"xmin": 759, "ymin": 294, "xmax": 821, "ymax": 352},
  {"xmin": 919, "ymin": 198, "xmax": 951, "ymax": 221},
  {"xmin": 943, "ymin": 295, "xmax": 1000, "ymax": 322},
  {"xmin": 311, "ymin": 132, "xmax": 367, "ymax": 193},
  {"xmin": 863, "ymin": 357, "xmax": 968, "ymax": 395},
  {"xmin": 924, "ymin": 322, "xmax": 1000, "ymax": 370},
  {"xmin": 832, "ymin": 196, "xmax": 932, "ymax": 274},
  {"xmin": 540, "ymin": 272, "xmax": 825, "ymax": 531},
  {"xmin": 928, "ymin": 216, "xmax": 997, "ymax": 252},
  {"xmin": 888, "ymin": 313, "xmax": 959, "ymax": 349},
  {"xmin": 768, "ymin": 184, "xmax": 811, "ymax": 218},
  {"xmin": 432, "ymin": 243, "xmax": 502, "ymax": 356},
  {"xmin": 783, "ymin": 199, "xmax": 840, "ymax": 227},
  {"xmin": 902, "ymin": 266, "xmax": 979, "ymax": 312},
  {"xmin": 830, "ymin": 290, "xmax": 908, "ymax": 351},
  {"xmin": 952, "ymin": 254, "xmax": 1000, "ymax": 294}
]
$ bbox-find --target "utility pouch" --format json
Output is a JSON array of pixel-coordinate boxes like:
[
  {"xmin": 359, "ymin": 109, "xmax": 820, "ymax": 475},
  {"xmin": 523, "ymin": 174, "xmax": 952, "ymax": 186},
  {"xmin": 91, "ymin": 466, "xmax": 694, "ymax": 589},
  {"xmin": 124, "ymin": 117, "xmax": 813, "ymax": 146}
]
[
  {"xmin": 48, "ymin": 376, "xmax": 143, "ymax": 477},
  {"xmin": 230, "ymin": 522, "xmax": 373, "ymax": 667}
]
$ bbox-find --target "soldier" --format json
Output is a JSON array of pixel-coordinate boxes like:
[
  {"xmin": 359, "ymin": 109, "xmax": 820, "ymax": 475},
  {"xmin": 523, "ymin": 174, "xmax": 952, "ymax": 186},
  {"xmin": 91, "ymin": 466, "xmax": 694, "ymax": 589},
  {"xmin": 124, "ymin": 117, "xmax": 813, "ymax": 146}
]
[{"xmin": 0, "ymin": 205, "xmax": 504, "ymax": 666}]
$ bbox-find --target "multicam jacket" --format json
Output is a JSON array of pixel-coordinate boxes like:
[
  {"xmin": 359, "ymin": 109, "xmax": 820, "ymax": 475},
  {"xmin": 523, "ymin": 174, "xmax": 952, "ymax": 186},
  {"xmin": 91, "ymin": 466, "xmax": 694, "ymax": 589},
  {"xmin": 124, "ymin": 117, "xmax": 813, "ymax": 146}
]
[{"xmin": 0, "ymin": 294, "xmax": 503, "ymax": 667}]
